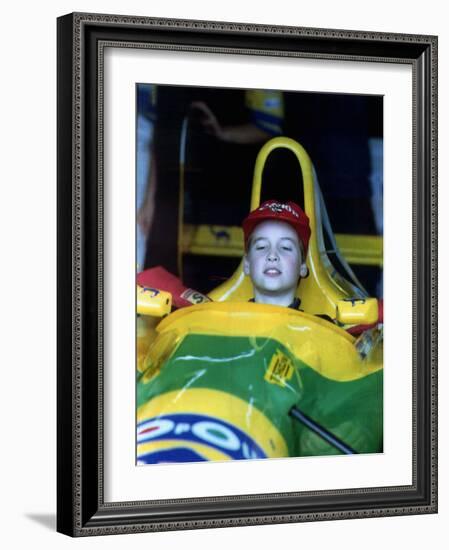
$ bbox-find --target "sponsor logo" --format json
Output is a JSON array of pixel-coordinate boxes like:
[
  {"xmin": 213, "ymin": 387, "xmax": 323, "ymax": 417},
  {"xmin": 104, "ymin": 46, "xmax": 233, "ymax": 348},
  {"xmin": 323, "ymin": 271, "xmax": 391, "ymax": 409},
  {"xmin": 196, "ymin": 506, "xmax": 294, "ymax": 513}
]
[
  {"xmin": 137, "ymin": 388, "xmax": 289, "ymax": 458},
  {"xmin": 260, "ymin": 202, "xmax": 300, "ymax": 218},
  {"xmin": 181, "ymin": 288, "xmax": 211, "ymax": 305},
  {"xmin": 342, "ymin": 297, "xmax": 366, "ymax": 306},
  {"xmin": 264, "ymin": 97, "xmax": 281, "ymax": 109},
  {"xmin": 265, "ymin": 350, "xmax": 295, "ymax": 387},
  {"xmin": 141, "ymin": 286, "xmax": 160, "ymax": 298},
  {"xmin": 209, "ymin": 226, "xmax": 231, "ymax": 242},
  {"xmin": 137, "ymin": 413, "xmax": 267, "ymax": 462}
]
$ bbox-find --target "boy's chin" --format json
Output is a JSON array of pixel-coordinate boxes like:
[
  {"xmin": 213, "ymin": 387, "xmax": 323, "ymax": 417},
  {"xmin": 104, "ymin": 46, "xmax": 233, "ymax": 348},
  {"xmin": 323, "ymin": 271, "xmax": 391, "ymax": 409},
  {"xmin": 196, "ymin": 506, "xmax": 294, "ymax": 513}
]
[
  {"xmin": 257, "ymin": 281, "xmax": 281, "ymax": 292},
  {"xmin": 259, "ymin": 284, "xmax": 290, "ymax": 295}
]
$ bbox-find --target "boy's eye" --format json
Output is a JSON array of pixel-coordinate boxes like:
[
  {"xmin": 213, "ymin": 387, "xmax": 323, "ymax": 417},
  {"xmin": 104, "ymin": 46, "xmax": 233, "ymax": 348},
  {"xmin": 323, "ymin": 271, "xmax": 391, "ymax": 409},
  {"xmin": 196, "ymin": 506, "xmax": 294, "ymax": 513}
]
[{"xmin": 281, "ymin": 246, "xmax": 292, "ymax": 251}]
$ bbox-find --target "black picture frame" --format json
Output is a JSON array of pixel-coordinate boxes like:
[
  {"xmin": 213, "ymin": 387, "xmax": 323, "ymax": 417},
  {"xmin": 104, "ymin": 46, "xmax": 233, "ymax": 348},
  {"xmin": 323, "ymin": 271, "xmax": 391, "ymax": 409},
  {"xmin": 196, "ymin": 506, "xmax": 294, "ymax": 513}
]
[{"xmin": 57, "ymin": 12, "xmax": 438, "ymax": 537}]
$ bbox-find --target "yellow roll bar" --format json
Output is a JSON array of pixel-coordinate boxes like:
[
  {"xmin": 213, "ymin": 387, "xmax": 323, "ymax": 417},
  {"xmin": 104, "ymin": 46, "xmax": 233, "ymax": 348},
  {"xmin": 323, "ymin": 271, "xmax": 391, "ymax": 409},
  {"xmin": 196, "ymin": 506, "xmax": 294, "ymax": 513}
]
[
  {"xmin": 209, "ymin": 137, "xmax": 377, "ymax": 323},
  {"xmin": 182, "ymin": 224, "xmax": 383, "ymax": 266}
]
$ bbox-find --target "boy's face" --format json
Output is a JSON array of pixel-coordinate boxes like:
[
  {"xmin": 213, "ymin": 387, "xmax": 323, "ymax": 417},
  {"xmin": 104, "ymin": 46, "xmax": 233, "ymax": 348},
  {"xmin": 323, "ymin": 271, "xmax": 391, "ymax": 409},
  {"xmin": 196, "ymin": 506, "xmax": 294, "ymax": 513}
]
[{"xmin": 243, "ymin": 220, "xmax": 305, "ymax": 299}]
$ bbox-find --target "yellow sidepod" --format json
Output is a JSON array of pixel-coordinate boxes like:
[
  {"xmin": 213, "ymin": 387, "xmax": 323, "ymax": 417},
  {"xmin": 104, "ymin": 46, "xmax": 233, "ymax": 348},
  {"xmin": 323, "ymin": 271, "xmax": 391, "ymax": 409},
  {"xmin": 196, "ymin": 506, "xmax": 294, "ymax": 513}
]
[{"xmin": 155, "ymin": 302, "xmax": 382, "ymax": 382}]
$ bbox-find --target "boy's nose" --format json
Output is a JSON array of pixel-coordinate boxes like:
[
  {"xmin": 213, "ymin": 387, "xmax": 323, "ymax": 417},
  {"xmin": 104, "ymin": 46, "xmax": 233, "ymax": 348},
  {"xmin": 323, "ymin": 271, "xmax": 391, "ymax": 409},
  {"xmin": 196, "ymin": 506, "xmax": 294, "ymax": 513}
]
[{"xmin": 267, "ymin": 251, "xmax": 279, "ymax": 262}]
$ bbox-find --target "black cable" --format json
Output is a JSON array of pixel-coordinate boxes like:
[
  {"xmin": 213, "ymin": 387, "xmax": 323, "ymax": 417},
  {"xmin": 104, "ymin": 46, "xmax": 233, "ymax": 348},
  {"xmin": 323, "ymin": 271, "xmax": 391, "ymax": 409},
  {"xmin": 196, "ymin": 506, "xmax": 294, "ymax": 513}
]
[{"xmin": 289, "ymin": 405, "xmax": 358, "ymax": 455}]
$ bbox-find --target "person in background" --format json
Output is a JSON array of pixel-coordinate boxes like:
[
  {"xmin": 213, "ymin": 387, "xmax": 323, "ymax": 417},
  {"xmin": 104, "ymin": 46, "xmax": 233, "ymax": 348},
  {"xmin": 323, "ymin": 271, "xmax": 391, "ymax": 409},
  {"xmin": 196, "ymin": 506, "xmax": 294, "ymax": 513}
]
[
  {"xmin": 136, "ymin": 84, "xmax": 157, "ymax": 272},
  {"xmin": 190, "ymin": 88, "xmax": 283, "ymax": 143},
  {"xmin": 139, "ymin": 87, "xmax": 284, "ymax": 276}
]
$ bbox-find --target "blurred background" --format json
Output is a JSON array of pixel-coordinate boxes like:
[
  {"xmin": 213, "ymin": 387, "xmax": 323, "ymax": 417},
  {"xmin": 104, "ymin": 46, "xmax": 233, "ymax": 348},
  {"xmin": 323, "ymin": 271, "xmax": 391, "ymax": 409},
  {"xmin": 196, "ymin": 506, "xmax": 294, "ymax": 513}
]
[{"xmin": 136, "ymin": 84, "xmax": 383, "ymax": 298}]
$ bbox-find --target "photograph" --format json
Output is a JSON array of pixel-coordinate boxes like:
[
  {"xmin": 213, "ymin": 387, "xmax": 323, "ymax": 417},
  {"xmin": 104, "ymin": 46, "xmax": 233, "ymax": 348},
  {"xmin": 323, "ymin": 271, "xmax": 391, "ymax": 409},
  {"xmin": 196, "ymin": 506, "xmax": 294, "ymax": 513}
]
[
  {"xmin": 55, "ymin": 10, "xmax": 437, "ymax": 536},
  {"xmin": 135, "ymin": 84, "xmax": 384, "ymax": 464},
  {"xmin": 0, "ymin": 0, "xmax": 446, "ymax": 546}
]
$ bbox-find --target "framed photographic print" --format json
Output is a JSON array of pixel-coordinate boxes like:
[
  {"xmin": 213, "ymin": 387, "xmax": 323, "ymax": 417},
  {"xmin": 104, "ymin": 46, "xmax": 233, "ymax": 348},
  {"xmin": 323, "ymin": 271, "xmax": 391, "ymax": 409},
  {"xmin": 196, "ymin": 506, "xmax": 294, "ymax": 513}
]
[{"xmin": 57, "ymin": 12, "xmax": 437, "ymax": 536}]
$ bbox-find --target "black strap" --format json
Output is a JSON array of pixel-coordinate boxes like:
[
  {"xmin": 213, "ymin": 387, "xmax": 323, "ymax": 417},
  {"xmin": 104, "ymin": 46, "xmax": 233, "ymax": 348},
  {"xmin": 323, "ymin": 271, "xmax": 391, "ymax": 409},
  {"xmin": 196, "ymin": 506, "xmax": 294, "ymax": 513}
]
[{"xmin": 249, "ymin": 297, "xmax": 302, "ymax": 310}]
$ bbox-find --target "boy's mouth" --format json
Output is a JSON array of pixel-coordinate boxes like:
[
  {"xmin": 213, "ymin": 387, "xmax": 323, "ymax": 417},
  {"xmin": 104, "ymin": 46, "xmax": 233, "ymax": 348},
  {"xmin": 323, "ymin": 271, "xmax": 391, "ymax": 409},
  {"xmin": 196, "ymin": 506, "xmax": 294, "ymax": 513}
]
[{"xmin": 264, "ymin": 268, "xmax": 281, "ymax": 276}]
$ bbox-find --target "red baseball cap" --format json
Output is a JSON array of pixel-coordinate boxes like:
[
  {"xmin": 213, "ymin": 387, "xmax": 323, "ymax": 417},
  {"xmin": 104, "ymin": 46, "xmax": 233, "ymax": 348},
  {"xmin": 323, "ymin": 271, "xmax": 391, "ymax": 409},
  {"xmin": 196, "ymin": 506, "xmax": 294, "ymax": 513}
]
[{"xmin": 242, "ymin": 200, "xmax": 311, "ymax": 253}]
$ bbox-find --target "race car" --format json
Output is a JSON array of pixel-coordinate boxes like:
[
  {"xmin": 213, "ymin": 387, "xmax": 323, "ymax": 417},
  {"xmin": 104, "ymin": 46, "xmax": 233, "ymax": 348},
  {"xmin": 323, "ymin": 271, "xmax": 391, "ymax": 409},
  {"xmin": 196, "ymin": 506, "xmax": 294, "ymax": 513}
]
[{"xmin": 136, "ymin": 137, "xmax": 383, "ymax": 464}]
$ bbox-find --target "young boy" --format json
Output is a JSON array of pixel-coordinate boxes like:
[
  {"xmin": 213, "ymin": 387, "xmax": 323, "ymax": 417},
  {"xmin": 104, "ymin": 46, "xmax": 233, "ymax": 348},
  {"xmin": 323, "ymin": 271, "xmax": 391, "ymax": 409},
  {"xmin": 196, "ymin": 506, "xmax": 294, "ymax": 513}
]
[{"xmin": 242, "ymin": 200, "xmax": 310, "ymax": 308}]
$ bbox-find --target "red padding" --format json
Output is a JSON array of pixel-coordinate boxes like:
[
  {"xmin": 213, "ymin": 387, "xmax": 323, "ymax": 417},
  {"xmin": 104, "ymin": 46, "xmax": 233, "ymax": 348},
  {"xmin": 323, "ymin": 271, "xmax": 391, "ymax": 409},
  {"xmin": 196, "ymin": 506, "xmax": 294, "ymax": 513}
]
[
  {"xmin": 377, "ymin": 299, "xmax": 383, "ymax": 323},
  {"xmin": 346, "ymin": 299, "xmax": 383, "ymax": 335},
  {"xmin": 137, "ymin": 266, "xmax": 209, "ymax": 309}
]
